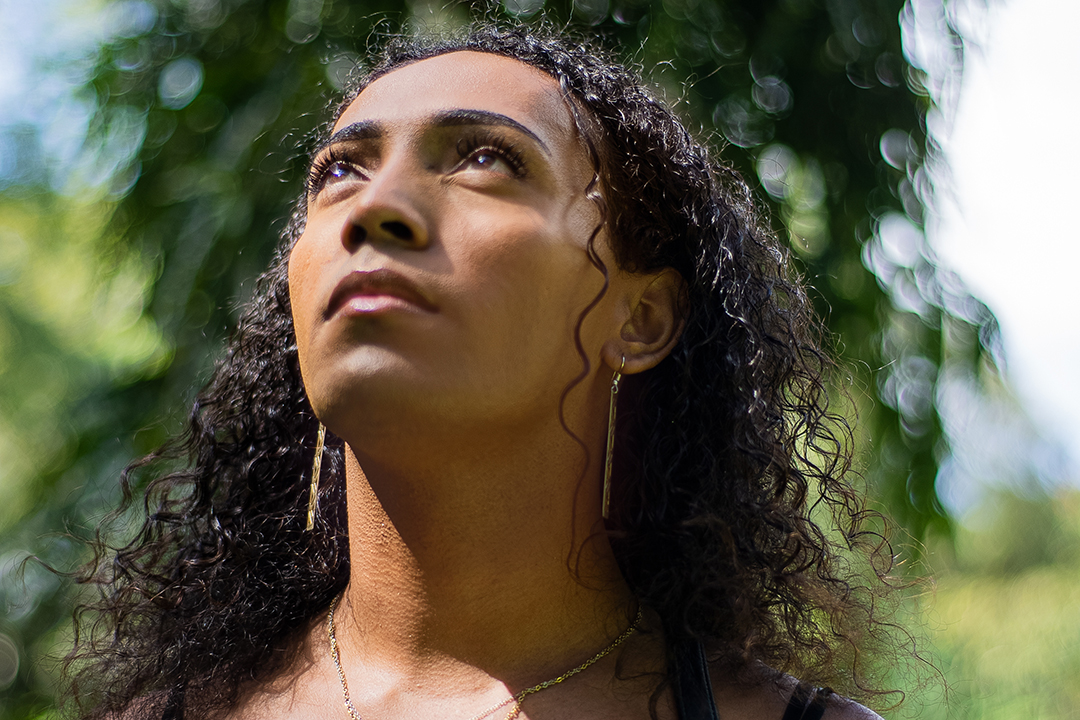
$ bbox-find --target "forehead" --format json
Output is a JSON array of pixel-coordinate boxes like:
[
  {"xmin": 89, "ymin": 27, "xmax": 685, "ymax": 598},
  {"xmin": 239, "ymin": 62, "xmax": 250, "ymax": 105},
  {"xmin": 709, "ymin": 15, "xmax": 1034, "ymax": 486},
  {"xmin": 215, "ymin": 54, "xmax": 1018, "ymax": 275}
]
[{"xmin": 335, "ymin": 51, "xmax": 574, "ymax": 142}]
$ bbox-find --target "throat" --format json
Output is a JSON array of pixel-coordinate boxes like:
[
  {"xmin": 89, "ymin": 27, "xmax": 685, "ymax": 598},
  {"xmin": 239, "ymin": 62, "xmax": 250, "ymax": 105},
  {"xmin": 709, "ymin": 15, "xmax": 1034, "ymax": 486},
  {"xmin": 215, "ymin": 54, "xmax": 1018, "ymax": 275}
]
[{"xmin": 334, "ymin": 446, "xmax": 635, "ymax": 687}]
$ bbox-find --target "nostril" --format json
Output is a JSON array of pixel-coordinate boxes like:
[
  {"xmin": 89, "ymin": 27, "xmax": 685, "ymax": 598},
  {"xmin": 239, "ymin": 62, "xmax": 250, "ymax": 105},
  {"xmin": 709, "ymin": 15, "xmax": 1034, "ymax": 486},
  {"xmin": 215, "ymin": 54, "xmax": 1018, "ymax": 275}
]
[
  {"xmin": 381, "ymin": 221, "xmax": 414, "ymax": 242},
  {"xmin": 344, "ymin": 220, "xmax": 368, "ymax": 247}
]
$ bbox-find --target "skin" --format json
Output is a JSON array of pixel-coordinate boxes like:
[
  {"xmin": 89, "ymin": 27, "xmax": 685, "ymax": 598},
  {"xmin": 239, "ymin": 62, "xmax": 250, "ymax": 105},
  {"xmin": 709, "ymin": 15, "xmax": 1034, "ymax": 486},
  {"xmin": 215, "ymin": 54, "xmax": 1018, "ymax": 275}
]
[{"xmin": 226, "ymin": 51, "xmax": 879, "ymax": 720}]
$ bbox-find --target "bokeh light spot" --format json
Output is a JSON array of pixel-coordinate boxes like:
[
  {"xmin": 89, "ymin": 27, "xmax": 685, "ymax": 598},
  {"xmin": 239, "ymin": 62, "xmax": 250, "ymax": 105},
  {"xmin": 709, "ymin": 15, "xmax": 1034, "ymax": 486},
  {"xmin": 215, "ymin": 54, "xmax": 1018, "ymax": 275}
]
[
  {"xmin": 158, "ymin": 56, "xmax": 203, "ymax": 110},
  {"xmin": 105, "ymin": 0, "xmax": 157, "ymax": 39},
  {"xmin": 502, "ymin": 0, "xmax": 545, "ymax": 19}
]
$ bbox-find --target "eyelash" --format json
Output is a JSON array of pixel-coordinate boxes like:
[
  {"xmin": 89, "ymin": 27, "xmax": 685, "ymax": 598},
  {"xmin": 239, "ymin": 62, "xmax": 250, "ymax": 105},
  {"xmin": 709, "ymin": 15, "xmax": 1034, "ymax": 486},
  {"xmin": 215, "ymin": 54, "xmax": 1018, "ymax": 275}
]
[
  {"xmin": 306, "ymin": 146, "xmax": 357, "ymax": 196},
  {"xmin": 455, "ymin": 131, "xmax": 527, "ymax": 177},
  {"xmin": 305, "ymin": 129, "xmax": 529, "ymax": 197}
]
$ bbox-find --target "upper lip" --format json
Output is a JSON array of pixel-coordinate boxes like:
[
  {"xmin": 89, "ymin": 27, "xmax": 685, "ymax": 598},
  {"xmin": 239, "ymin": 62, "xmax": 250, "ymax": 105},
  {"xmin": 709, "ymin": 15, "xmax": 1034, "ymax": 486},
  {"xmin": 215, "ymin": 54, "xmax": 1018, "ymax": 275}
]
[{"xmin": 326, "ymin": 268, "xmax": 437, "ymax": 316}]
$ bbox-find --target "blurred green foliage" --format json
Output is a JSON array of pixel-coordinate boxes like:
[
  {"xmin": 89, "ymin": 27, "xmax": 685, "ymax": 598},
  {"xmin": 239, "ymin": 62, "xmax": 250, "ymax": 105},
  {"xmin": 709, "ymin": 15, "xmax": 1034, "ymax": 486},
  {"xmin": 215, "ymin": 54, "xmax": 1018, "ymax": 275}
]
[
  {"xmin": 77, "ymin": 0, "xmax": 999, "ymax": 538},
  {"xmin": 0, "ymin": 185, "xmax": 172, "ymax": 718},
  {"xmin": 0, "ymin": 0, "xmax": 1023, "ymax": 716},
  {"xmin": 913, "ymin": 488, "xmax": 1080, "ymax": 720}
]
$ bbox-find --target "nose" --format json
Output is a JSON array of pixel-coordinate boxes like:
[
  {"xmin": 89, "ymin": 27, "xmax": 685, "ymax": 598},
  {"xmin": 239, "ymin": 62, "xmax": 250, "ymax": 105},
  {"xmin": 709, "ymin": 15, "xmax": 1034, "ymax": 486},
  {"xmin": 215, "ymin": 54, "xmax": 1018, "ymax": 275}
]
[{"xmin": 340, "ymin": 170, "xmax": 430, "ymax": 251}]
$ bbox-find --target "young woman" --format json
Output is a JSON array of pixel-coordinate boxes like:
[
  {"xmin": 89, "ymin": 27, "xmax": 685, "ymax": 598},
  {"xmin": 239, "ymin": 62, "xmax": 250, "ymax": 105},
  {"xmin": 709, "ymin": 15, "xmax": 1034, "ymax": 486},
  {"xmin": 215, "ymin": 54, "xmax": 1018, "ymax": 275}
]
[{"xmin": 70, "ymin": 23, "xmax": 895, "ymax": 720}]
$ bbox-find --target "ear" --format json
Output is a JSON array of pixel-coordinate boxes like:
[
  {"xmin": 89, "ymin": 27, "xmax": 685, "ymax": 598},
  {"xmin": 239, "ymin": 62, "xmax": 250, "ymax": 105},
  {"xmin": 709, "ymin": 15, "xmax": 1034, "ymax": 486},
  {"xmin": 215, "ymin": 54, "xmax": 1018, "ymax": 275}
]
[{"xmin": 602, "ymin": 268, "xmax": 686, "ymax": 375}]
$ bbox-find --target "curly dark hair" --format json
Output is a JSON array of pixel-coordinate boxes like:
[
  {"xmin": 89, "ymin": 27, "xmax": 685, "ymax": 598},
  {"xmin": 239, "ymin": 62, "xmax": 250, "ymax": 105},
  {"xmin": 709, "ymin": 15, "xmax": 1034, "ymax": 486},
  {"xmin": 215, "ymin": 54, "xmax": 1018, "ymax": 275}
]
[{"xmin": 67, "ymin": 21, "xmax": 899, "ymax": 720}]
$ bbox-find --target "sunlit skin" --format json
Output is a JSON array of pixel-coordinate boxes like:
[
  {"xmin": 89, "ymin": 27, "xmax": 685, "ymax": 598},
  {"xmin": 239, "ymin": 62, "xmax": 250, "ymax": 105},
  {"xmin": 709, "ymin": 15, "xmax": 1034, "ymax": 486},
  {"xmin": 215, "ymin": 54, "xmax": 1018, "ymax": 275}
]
[{"xmin": 228, "ymin": 52, "xmax": 875, "ymax": 720}]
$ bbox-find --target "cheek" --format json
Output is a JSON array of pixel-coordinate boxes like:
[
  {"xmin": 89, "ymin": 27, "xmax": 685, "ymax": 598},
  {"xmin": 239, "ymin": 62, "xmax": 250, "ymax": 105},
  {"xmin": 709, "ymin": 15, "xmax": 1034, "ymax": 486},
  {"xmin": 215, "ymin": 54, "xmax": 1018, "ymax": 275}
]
[
  {"xmin": 453, "ymin": 209, "xmax": 572, "ymax": 296},
  {"xmin": 452, "ymin": 209, "xmax": 602, "ymax": 347},
  {"xmin": 287, "ymin": 232, "xmax": 321, "ymax": 369}
]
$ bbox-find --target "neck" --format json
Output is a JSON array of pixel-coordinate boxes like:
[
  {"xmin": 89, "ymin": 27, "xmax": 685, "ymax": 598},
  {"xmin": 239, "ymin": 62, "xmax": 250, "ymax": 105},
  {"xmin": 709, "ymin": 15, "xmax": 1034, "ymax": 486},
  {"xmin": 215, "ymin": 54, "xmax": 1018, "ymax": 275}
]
[{"xmin": 335, "ymin": 425, "xmax": 634, "ymax": 690}]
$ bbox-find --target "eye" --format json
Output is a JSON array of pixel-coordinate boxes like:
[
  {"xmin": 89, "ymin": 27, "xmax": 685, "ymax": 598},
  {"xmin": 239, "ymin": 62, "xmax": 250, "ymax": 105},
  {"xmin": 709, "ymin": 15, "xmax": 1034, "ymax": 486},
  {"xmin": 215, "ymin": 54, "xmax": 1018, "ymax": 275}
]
[
  {"xmin": 307, "ymin": 150, "xmax": 366, "ymax": 196},
  {"xmin": 325, "ymin": 161, "xmax": 353, "ymax": 180},
  {"xmin": 465, "ymin": 151, "xmax": 512, "ymax": 173},
  {"xmin": 454, "ymin": 134, "xmax": 526, "ymax": 178}
]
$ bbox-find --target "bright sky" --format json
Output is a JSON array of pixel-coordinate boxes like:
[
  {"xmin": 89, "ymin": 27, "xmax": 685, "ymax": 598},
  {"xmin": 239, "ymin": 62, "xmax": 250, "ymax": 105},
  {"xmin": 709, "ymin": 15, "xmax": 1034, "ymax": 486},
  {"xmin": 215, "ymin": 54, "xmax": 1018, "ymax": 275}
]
[{"xmin": 932, "ymin": 0, "xmax": 1080, "ymax": 489}]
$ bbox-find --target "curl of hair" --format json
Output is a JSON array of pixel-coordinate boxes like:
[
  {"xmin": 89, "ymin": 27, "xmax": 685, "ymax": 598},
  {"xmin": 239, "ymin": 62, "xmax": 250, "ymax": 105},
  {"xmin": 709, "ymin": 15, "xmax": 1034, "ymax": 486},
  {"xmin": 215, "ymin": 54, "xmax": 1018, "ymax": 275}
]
[{"xmin": 67, "ymin": 21, "xmax": 900, "ymax": 720}]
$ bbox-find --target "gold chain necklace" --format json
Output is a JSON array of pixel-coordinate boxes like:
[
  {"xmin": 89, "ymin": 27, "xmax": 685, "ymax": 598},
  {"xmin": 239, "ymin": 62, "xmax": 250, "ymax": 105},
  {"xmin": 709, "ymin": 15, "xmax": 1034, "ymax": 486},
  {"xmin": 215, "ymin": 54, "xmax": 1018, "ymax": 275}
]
[{"xmin": 327, "ymin": 595, "xmax": 642, "ymax": 720}]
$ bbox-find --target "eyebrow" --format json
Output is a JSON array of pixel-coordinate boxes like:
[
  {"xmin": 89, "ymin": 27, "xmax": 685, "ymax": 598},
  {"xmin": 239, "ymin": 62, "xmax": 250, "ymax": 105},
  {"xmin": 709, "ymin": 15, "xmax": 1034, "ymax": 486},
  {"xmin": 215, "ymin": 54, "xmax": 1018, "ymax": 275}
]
[
  {"xmin": 313, "ymin": 108, "xmax": 551, "ymax": 160},
  {"xmin": 430, "ymin": 109, "xmax": 550, "ymax": 154}
]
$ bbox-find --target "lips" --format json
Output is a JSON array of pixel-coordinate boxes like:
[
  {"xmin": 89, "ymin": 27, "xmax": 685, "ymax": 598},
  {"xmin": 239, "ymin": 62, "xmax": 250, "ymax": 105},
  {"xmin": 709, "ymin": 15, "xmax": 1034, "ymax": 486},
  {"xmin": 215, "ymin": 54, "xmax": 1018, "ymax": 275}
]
[{"xmin": 326, "ymin": 269, "xmax": 437, "ymax": 317}]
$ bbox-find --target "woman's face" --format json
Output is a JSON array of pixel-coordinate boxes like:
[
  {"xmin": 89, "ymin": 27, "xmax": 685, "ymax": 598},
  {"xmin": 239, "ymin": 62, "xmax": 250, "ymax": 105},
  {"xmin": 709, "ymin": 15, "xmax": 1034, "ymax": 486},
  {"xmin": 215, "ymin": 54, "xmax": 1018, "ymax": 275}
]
[{"xmin": 289, "ymin": 51, "xmax": 618, "ymax": 448}]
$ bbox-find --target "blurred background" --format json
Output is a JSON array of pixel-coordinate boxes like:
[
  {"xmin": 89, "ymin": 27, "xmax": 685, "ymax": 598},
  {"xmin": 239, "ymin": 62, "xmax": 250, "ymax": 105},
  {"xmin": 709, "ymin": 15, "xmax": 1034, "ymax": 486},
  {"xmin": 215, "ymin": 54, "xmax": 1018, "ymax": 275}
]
[{"xmin": 0, "ymin": 0, "xmax": 1076, "ymax": 717}]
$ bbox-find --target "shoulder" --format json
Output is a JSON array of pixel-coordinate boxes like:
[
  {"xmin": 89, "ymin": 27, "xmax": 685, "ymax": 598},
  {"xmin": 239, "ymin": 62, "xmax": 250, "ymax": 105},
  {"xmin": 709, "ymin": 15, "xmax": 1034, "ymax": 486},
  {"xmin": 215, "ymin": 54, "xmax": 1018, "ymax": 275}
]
[
  {"xmin": 707, "ymin": 664, "xmax": 883, "ymax": 720},
  {"xmin": 819, "ymin": 690, "xmax": 884, "ymax": 720}
]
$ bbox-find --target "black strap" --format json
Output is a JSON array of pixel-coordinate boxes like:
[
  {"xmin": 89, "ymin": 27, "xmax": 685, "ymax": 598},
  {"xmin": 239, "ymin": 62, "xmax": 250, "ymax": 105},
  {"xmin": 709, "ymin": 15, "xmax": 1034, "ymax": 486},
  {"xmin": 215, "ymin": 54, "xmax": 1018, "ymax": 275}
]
[
  {"xmin": 781, "ymin": 682, "xmax": 832, "ymax": 720},
  {"xmin": 672, "ymin": 640, "xmax": 721, "ymax": 720},
  {"xmin": 670, "ymin": 642, "xmax": 835, "ymax": 720}
]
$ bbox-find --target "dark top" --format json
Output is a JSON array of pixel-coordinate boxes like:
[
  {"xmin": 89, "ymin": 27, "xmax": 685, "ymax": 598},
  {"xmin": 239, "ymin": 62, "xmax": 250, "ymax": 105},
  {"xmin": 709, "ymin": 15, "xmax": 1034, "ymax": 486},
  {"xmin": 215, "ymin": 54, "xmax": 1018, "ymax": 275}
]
[{"xmin": 673, "ymin": 640, "xmax": 832, "ymax": 720}]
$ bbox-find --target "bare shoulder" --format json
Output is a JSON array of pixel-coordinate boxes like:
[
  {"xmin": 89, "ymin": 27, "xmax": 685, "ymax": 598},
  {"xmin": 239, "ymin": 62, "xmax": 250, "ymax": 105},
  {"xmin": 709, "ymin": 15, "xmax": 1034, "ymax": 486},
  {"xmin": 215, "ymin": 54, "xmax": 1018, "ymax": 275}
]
[
  {"xmin": 707, "ymin": 664, "xmax": 883, "ymax": 720},
  {"xmin": 821, "ymin": 691, "xmax": 884, "ymax": 720}
]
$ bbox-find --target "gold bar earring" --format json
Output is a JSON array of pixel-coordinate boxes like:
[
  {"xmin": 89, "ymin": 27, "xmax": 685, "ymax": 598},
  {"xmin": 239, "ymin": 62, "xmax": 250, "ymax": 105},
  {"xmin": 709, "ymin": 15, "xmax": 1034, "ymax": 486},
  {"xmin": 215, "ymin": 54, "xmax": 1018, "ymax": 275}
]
[
  {"xmin": 602, "ymin": 356, "xmax": 624, "ymax": 519},
  {"xmin": 305, "ymin": 422, "xmax": 327, "ymax": 531}
]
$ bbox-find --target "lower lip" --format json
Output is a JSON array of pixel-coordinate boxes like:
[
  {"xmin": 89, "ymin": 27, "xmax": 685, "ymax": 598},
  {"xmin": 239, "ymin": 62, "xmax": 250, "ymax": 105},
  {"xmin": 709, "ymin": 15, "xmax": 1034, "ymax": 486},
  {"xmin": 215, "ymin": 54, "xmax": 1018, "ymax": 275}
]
[{"xmin": 339, "ymin": 295, "xmax": 422, "ymax": 314}]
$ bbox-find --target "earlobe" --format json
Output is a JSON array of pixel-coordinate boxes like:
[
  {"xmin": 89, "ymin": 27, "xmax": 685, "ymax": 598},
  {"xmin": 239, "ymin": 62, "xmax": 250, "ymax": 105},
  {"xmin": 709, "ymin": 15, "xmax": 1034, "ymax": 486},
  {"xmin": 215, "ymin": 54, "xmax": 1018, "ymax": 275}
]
[{"xmin": 603, "ymin": 268, "xmax": 686, "ymax": 374}]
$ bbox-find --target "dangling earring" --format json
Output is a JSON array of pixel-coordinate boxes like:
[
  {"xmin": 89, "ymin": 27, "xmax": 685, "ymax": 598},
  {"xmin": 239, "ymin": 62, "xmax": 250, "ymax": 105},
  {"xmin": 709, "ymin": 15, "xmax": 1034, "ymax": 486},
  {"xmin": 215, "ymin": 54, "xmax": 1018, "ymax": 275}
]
[
  {"xmin": 305, "ymin": 422, "xmax": 327, "ymax": 531},
  {"xmin": 602, "ymin": 355, "xmax": 625, "ymax": 519}
]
